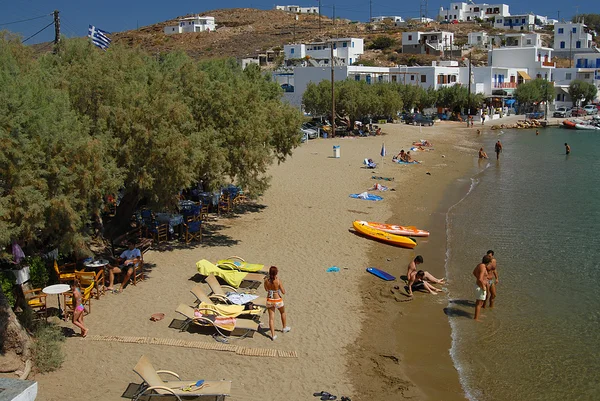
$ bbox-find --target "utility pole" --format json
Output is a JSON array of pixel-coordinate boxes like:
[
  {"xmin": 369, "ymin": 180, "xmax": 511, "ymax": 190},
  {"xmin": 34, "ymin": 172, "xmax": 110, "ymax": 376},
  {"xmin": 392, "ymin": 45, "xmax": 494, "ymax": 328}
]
[
  {"xmin": 467, "ymin": 52, "xmax": 472, "ymax": 128},
  {"xmin": 331, "ymin": 44, "xmax": 336, "ymax": 138},
  {"xmin": 569, "ymin": 29, "xmax": 572, "ymax": 67},
  {"xmin": 557, "ymin": 11, "xmax": 560, "ymax": 22},
  {"xmin": 333, "ymin": 5, "xmax": 336, "ymax": 36},
  {"xmin": 53, "ymin": 10, "xmax": 60, "ymax": 53},
  {"xmin": 319, "ymin": 0, "xmax": 322, "ymax": 33},
  {"xmin": 294, "ymin": 15, "xmax": 298, "ymax": 43}
]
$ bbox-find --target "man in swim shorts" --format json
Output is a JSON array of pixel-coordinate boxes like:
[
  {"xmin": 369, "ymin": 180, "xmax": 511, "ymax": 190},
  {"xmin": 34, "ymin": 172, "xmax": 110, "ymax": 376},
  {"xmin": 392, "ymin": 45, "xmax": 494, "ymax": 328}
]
[
  {"xmin": 495, "ymin": 140, "xmax": 503, "ymax": 160},
  {"xmin": 565, "ymin": 143, "xmax": 570, "ymax": 155},
  {"xmin": 483, "ymin": 250, "xmax": 498, "ymax": 308},
  {"xmin": 473, "ymin": 254, "xmax": 492, "ymax": 321}
]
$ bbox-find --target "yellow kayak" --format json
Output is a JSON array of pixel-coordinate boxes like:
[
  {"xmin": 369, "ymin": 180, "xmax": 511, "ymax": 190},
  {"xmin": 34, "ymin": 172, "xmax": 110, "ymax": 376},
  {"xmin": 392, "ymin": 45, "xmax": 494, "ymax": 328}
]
[{"xmin": 353, "ymin": 220, "xmax": 417, "ymax": 249}]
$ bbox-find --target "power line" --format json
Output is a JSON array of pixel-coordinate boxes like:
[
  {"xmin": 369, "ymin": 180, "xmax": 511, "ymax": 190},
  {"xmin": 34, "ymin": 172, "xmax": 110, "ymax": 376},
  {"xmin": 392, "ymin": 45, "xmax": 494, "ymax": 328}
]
[
  {"xmin": 0, "ymin": 14, "xmax": 51, "ymax": 27},
  {"xmin": 22, "ymin": 20, "xmax": 54, "ymax": 44}
]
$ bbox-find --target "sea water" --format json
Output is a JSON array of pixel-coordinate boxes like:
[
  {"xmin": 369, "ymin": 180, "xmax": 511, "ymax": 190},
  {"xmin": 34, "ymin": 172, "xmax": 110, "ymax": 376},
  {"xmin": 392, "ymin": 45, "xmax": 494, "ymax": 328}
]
[{"xmin": 445, "ymin": 127, "xmax": 600, "ymax": 401}]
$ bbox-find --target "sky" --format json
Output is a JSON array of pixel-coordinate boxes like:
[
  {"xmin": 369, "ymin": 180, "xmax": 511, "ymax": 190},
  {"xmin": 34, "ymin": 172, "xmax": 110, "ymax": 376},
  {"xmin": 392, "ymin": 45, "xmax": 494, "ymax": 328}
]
[{"xmin": 0, "ymin": 0, "xmax": 593, "ymax": 44}]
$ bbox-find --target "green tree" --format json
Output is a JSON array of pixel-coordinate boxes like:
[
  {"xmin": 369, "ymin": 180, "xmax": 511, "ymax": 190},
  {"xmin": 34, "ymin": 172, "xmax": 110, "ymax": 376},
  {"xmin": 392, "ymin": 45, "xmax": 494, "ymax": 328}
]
[
  {"xmin": 396, "ymin": 84, "xmax": 422, "ymax": 111},
  {"xmin": 415, "ymin": 87, "xmax": 438, "ymax": 112},
  {"xmin": 368, "ymin": 36, "xmax": 397, "ymax": 50},
  {"xmin": 568, "ymin": 79, "xmax": 598, "ymax": 106},
  {"xmin": 571, "ymin": 14, "xmax": 600, "ymax": 34},
  {"xmin": 515, "ymin": 79, "xmax": 554, "ymax": 111}
]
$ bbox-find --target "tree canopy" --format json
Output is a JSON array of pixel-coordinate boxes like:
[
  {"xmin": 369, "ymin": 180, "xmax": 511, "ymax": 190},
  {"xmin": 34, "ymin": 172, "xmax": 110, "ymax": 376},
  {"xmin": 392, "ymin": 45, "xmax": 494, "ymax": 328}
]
[
  {"xmin": 514, "ymin": 78, "xmax": 554, "ymax": 109},
  {"xmin": 568, "ymin": 80, "xmax": 598, "ymax": 106},
  {"xmin": 0, "ymin": 34, "xmax": 303, "ymax": 252},
  {"xmin": 572, "ymin": 14, "xmax": 600, "ymax": 35}
]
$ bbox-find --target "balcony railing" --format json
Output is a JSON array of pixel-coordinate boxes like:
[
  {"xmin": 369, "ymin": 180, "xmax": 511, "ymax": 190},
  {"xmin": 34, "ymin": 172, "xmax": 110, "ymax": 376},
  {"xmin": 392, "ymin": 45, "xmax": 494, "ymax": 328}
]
[
  {"xmin": 493, "ymin": 82, "xmax": 518, "ymax": 88},
  {"xmin": 541, "ymin": 61, "xmax": 556, "ymax": 67}
]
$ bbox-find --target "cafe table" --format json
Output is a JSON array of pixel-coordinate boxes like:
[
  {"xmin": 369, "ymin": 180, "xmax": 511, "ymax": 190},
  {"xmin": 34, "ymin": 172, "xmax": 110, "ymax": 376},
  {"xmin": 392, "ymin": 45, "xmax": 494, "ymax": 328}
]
[{"xmin": 42, "ymin": 284, "xmax": 71, "ymax": 320}]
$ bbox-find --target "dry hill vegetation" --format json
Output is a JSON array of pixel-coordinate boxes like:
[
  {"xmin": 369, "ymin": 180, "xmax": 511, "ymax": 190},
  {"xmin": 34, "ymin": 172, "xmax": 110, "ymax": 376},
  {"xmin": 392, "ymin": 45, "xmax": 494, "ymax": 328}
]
[{"xmin": 33, "ymin": 8, "xmax": 563, "ymax": 66}]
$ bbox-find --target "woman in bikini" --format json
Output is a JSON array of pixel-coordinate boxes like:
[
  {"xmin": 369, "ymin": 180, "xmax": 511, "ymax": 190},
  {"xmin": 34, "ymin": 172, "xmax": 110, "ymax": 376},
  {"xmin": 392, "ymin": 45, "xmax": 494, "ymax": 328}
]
[
  {"xmin": 264, "ymin": 266, "xmax": 290, "ymax": 341},
  {"xmin": 71, "ymin": 279, "xmax": 88, "ymax": 337}
]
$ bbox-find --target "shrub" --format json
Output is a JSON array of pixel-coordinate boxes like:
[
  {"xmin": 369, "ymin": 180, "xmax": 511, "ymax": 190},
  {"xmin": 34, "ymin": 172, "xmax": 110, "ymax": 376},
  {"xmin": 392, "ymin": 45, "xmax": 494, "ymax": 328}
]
[
  {"xmin": 27, "ymin": 256, "xmax": 49, "ymax": 289},
  {"xmin": 0, "ymin": 272, "xmax": 15, "ymax": 307},
  {"xmin": 32, "ymin": 323, "xmax": 65, "ymax": 373},
  {"xmin": 369, "ymin": 36, "xmax": 396, "ymax": 50}
]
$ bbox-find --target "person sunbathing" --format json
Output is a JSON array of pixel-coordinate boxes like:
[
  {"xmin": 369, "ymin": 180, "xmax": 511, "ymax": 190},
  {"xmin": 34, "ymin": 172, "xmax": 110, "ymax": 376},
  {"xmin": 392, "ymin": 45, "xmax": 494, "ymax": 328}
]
[
  {"xmin": 478, "ymin": 148, "xmax": 488, "ymax": 159},
  {"xmin": 407, "ymin": 270, "xmax": 443, "ymax": 296}
]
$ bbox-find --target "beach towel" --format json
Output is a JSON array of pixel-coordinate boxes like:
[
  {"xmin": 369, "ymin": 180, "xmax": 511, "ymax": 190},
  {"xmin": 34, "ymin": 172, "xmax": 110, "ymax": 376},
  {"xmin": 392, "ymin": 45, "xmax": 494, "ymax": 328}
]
[
  {"xmin": 225, "ymin": 292, "xmax": 259, "ymax": 305},
  {"xmin": 371, "ymin": 176, "xmax": 394, "ymax": 181},
  {"xmin": 196, "ymin": 259, "xmax": 247, "ymax": 288},
  {"xmin": 193, "ymin": 309, "xmax": 236, "ymax": 331},
  {"xmin": 368, "ymin": 183, "xmax": 388, "ymax": 191},
  {"xmin": 349, "ymin": 192, "xmax": 383, "ymax": 201},
  {"xmin": 217, "ymin": 259, "xmax": 265, "ymax": 273},
  {"xmin": 410, "ymin": 147, "xmax": 434, "ymax": 152},
  {"xmin": 395, "ymin": 160, "xmax": 420, "ymax": 165},
  {"xmin": 198, "ymin": 302, "xmax": 262, "ymax": 317}
]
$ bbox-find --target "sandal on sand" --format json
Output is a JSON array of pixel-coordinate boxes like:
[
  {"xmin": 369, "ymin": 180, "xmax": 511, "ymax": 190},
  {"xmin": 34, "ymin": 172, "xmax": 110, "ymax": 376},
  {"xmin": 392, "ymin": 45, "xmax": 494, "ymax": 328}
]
[
  {"xmin": 321, "ymin": 396, "xmax": 337, "ymax": 401},
  {"xmin": 313, "ymin": 392, "xmax": 331, "ymax": 398}
]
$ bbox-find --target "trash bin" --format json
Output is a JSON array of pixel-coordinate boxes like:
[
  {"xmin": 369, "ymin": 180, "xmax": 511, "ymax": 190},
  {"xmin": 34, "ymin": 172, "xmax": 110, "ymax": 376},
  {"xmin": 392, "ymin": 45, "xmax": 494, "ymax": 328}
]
[{"xmin": 333, "ymin": 145, "xmax": 340, "ymax": 158}]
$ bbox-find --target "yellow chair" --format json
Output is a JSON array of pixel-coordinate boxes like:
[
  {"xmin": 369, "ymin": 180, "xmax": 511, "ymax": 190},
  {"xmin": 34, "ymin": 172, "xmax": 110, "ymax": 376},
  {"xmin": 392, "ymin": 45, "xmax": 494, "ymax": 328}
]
[
  {"xmin": 22, "ymin": 284, "xmax": 47, "ymax": 319},
  {"xmin": 63, "ymin": 282, "xmax": 94, "ymax": 319},
  {"xmin": 54, "ymin": 261, "xmax": 77, "ymax": 284},
  {"xmin": 75, "ymin": 270, "xmax": 104, "ymax": 300}
]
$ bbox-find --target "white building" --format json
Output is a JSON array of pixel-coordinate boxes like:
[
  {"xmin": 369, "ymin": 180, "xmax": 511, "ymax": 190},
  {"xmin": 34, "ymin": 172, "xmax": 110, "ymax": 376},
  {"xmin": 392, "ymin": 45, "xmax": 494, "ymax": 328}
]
[
  {"xmin": 371, "ymin": 16, "xmax": 404, "ymax": 24},
  {"xmin": 500, "ymin": 33, "xmax": 542, "ymax": 48},
  {"xmin": 275, "ymin": 5, "xmax": 319, "ymax": 14},
  {"xmin": 164, "ymin": 15, "xmax": 215, "ymax": 34},
  {"xmin": 284, "ymin": 38, "xmax": 364, "ymax": 67},
  {"xmin": 493, "ymin": 14, "xmax": 536, "ymax": 31},
  {"xmin": 402, "ymin": 31, "xmax": 454, "ymax": 54},
  {"xmin": 553, "ymin": 51, "xmax": 600, "ymax": 107},
  {"xmin": 468, "ymin": 31, "xmax": 490, "ymax": 47},
  {"xmin": 553, "ymin": 22, "xmax": 594, "ymax": 52},
  {"xmin": 439, "ymin": 2, "xmax": 510, "ymax": 22}
]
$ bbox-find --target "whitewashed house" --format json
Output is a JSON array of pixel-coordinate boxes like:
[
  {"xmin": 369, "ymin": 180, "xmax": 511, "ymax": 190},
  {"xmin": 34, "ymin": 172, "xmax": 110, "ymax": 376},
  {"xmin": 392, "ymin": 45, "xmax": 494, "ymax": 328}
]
[
  {"xmin": 164, "ymin": 15, "xmax": 215, "ymax": 34},
  {"xmin": 371, "ymin": 16, "xmax": 404, "ymax": 24},
  {"xmin": 284, "ymin": 38, "xmax": 364, "ymax": 67},
  {"xmin": 553, "ymin": 51, "xmax": 600, "ymax": 107},
  {"xmin": 439, "ymin": 2, "xmax": 510, "ymax": 22},
  {"xmin": 493, "ymin": 14, "xmax": 536, "ymax": 31},
  {"xmin": 553, "ymin": 22, "xmax": 594, "ymax": 52},
  {"xmin": 402, "ymin": 31, "xmax": 454, "ymax": 55},
  {"xmin": 468, "ymin": 32, "xmax": 489, "ymax": 47},
  {"xmin": 499, "ymin": 33, "xmax": 542, "ymax": 48},
  {"xmin": 275, "ymin": 5, "xmax": 319, "ymax": 14}
]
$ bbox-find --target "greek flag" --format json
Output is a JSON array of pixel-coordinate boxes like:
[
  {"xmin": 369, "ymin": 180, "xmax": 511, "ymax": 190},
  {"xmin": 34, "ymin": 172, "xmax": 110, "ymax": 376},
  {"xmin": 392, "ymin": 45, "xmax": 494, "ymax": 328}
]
[{"xmin": 88, "ymin": 25, "xmax": 111, "ymax": 50}]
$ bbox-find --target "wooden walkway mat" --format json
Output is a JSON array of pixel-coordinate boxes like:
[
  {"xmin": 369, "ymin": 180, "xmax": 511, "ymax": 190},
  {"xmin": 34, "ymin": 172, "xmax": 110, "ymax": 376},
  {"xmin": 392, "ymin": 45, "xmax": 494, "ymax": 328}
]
[{"xmin": 85, "ymin": 335, "xmax": 297, "ymax": 358}]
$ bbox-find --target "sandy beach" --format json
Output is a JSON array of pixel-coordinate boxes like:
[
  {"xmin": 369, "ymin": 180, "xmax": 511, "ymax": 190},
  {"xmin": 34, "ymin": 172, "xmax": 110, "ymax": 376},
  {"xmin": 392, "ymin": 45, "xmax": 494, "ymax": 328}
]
[{"xmin": 33, "ymin": 117, "xmax": 522, "ymax": 401}]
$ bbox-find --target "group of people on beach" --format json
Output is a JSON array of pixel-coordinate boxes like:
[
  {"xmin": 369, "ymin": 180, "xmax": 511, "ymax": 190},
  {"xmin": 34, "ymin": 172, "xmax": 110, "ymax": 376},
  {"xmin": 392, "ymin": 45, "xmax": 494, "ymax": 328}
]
[
  {"xmin": 406, "ymin": 255, "xmax": 445, "ymax": 296},
  {"xmin": 392, "ymin": 150, "xmax": 415, "ymax": 163},
  {"xmin": 473, "ymin": 250, "xmax": 498, "ymax": 321}
]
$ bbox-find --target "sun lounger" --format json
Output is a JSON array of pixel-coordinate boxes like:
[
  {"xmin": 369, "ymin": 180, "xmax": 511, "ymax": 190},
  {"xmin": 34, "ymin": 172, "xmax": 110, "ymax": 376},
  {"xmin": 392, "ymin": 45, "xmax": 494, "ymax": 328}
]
[
  {"xmin": 175, "ymin": 304, "xmax": 259, "ymax": 337},
  {"xmin": 205, "ymin": 274, "xmax": 267, "ymax": 308},
  {"xmin": 216, "ymin": 256, "xmax": 268, "ymax": 274},
  {"xmin": 196, "ymin": 259, "xmax": 264, "ymax": 289},
  {"xmin": 132, "ymin": 355, "xmax": 231, "ymax": 401},
  {"xmin": 190, "ymin": 285, "xmax": 264, "ymax": 321}
]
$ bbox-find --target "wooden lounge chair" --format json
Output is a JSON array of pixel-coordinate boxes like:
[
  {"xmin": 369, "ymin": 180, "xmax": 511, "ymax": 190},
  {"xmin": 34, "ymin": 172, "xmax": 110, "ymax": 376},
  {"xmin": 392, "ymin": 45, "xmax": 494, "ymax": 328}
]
[
  {"xmin": 204, "ymin": 275, "xmax": 267, "ymax": 308},
  {"xmin": 196, "ymin": 259, "xmax": 263, "ymax": 289},
  {"xmin": 175, "ymin": 304, "xmax": 259, "ymax": 337},
  {"xmin": 132, "ymin": 355, "xmax": 231, "ymax": 401},
  {"xmin": 216, "ymin": 256, "xmax": 268, "ymax": 275}
]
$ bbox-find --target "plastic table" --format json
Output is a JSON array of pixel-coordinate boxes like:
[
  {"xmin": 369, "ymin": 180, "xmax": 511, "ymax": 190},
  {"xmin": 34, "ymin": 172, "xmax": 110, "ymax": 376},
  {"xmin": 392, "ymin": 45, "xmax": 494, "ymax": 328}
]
[{"xmin": 42, "ymin": 284, "xmax": 71, "ymax": 319}]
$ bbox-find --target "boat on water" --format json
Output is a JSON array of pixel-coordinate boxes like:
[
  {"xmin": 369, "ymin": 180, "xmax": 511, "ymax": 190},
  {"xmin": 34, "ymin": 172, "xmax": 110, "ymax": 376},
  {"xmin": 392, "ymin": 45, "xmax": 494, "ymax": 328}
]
[
  {"xmin": 574, "ymin": 123, "xmax": 600, "ymax": 130},
  {"xmin": 358, "ymin": 220, "xmax": 430, "ymax": 237},
  {"xmin": 563, "ymin": 119, "xmax": 584, "ymax": 128},
  {"xmin": 352, "ymin": 220, "xmax": 417, "ymax": 248}
]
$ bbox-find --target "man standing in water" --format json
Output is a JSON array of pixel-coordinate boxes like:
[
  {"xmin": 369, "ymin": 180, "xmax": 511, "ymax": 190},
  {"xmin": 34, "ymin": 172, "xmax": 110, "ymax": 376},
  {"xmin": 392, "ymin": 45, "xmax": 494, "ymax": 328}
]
[
  {"xmin": 484, "ymin": 250, "xmax": 499, "ymax": 309},
  {"xmin": 565, "ymin": 143, "xmax": 571, "ymax": 155},
  {"xmin": 473, "ymin": 254, "xmax": 492, "ymax": 321},
  {"xmin": 495, "ymin": 140, "xmax": 503, "ymax": 160}
]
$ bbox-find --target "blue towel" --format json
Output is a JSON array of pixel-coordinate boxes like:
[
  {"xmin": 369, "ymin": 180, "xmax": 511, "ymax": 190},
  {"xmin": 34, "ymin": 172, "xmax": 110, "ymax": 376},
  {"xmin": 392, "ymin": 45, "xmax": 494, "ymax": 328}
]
[{"xmin": 349, "ymin": 193, "xmax": 383, "ymax": 201}]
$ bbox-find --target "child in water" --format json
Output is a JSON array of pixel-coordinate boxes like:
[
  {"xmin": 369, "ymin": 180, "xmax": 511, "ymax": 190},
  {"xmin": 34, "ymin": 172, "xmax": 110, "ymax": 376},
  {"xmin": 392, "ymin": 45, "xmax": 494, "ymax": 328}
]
[{"xmin": 71, "ymin": 279, "xmax": 88, "ymax": 337}]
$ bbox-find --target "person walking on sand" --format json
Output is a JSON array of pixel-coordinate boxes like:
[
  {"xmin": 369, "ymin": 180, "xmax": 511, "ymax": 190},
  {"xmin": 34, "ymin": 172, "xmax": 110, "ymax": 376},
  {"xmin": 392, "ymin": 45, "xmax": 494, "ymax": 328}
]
[
  {"xmin": 70, "ymin": 279, "xmax": 88, "ymax": 337},
  {"xmin": 495, "ymin": 140, "xmax": 503, "ymax": 160},
  {"xmin": 406, "ymin": 255, "xmax": 445, "ymax": 285},
  {"xmin": 264, "ymin": 266, "xmax": 290, "ymax": 341},
  {"xmin": 407, "ymin": 270, "xmax": 443, "ymax": 296},
  {"xmin": 473, "ymin": 255, "xmax": 492, "ymax": 321},
  {"xmin": 483, "ymin": 250, "xmax": 499, "ymax": 309},
  {"xmin": 478, "ymin": 147, "xmax": 488, "ymax": 159},
  {"xmin": 565, "ymin": 143, "xmax": 571, "ymax": 155}
]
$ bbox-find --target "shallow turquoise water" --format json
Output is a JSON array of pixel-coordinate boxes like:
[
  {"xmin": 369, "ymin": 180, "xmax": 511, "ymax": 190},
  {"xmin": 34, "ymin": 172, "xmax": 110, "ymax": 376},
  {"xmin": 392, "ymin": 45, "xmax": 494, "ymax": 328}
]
[{"xmin": 445, "ymin": 127, "xmax": 600, "ymax": 401}]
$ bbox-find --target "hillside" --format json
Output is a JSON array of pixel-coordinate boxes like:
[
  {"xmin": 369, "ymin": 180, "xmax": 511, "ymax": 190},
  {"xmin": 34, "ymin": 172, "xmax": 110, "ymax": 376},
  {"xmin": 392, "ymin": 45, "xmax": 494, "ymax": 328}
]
[{"xmin": 32, "ymin": 8, "xmax": 558, "ymax": 67}]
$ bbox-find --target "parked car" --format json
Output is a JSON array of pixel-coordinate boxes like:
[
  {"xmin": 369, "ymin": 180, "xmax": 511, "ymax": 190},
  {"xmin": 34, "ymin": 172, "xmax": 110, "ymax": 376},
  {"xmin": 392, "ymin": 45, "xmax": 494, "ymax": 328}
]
[
  {"xmin": 570, "ymin": 107, "xmax": 587, "ymax": 117},
  {"xmin": 404, "ymin": 114, "xmax": 434, "ymax": 126},
  {"xmin": 583, "ymin": 105, "xmax": 598, "ymax": 115},
  {"xmin": 281, "ymin": 83, "xmax": 294, "ymax": 93},
  {"xmin": 553, "ymin": 107, "xmax": 572, "ymax": 118},
  {"xmin": 300, "ymin": 124, "xmax": 319, "ymax": 139}
]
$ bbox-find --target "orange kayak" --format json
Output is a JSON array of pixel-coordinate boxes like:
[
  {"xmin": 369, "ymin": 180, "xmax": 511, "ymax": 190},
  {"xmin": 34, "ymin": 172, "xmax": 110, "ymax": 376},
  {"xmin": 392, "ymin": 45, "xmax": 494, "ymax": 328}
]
[
  {"xmin": 359, "ymin": 221, "xmax": 430, "ymax": 237},
  {"xmin": 353, "ymin": 221, "xmax": 417, "ymax": 249}
]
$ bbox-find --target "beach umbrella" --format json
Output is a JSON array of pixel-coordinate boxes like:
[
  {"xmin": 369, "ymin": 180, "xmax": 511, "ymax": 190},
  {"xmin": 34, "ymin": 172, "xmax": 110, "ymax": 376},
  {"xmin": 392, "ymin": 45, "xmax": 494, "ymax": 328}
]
[{"xmin": 380, "ymin": 142, "xmax": 386, "ymax": 164}]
